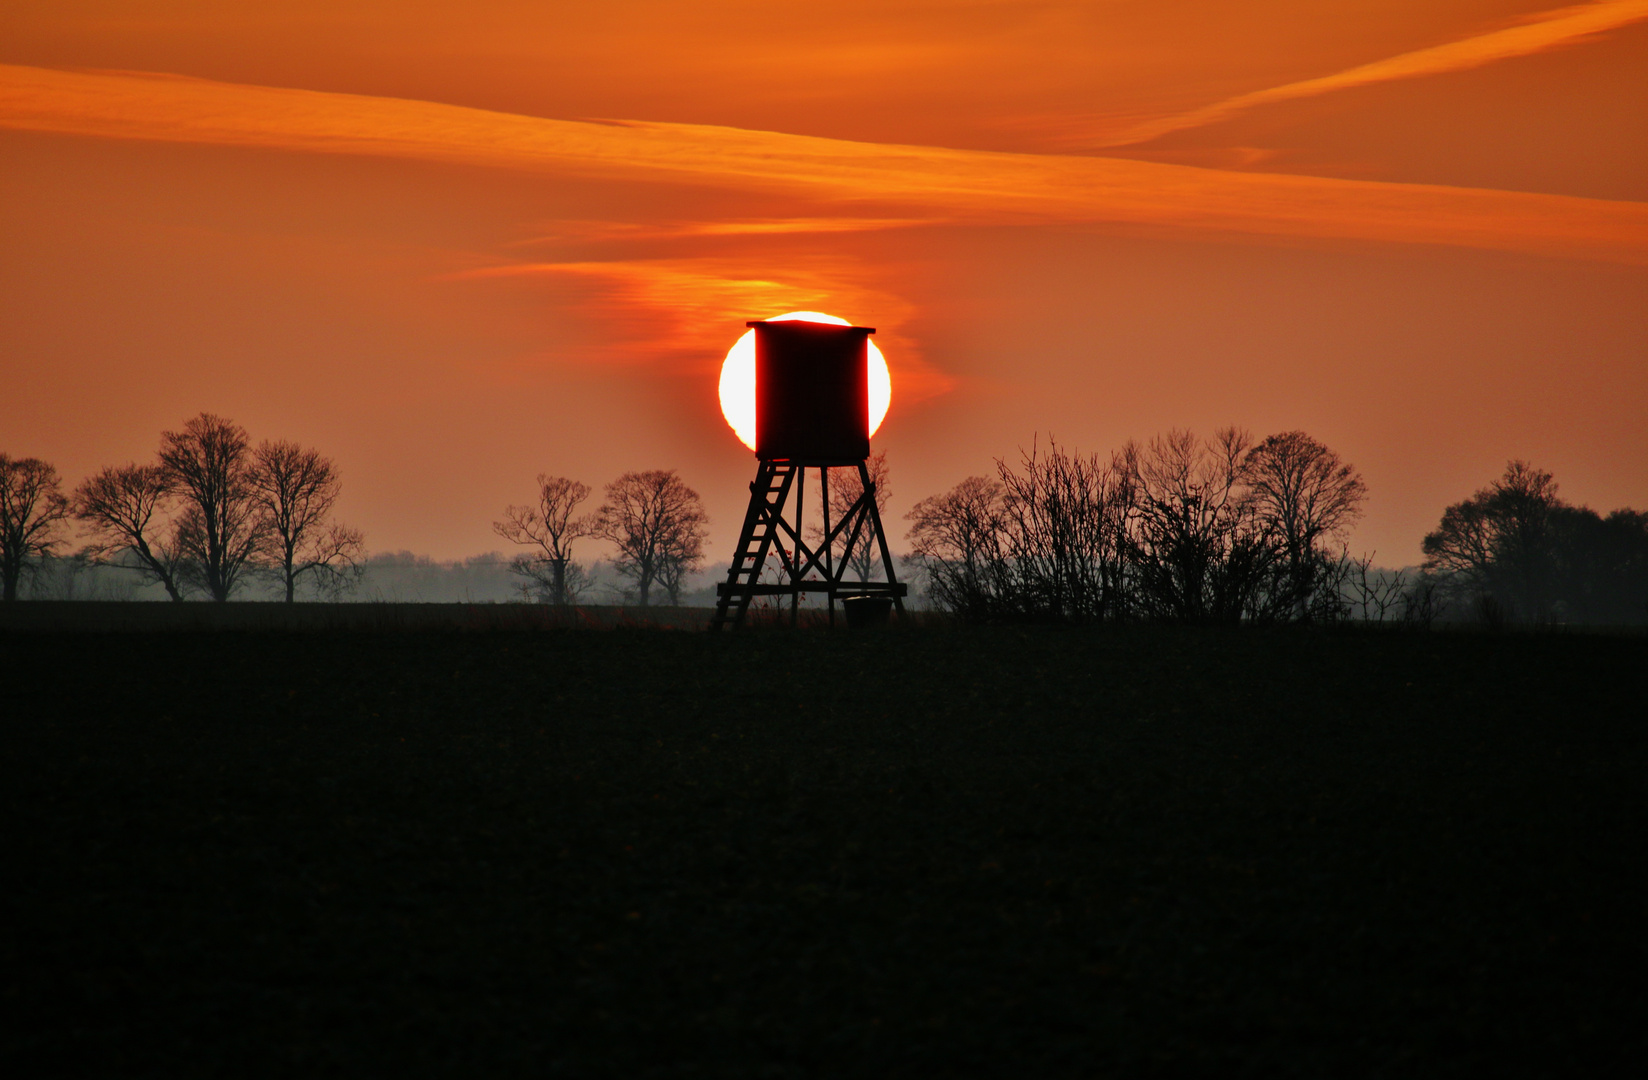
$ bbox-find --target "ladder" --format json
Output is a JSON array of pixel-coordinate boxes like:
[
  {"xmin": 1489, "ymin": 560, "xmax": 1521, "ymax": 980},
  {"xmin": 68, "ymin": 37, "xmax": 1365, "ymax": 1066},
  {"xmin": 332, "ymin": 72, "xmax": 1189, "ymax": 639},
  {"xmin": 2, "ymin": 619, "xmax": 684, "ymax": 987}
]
[
  {"xmin": 710, "ymin": 459, "xmax": 908, "ymax": 631},
  {"xmin": 709, "ymin": 461, "xmax": 798, "ymax": 631}
]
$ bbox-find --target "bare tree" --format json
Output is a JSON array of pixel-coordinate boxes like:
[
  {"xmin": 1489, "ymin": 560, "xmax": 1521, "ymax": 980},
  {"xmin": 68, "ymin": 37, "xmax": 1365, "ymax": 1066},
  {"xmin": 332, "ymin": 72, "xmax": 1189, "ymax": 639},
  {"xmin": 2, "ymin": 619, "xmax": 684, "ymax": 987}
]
[
  {"xmin": 507, "ymin": 556, "xmax": 595, "ymax": 605},
  {"xmin": 0, "ymin": 454, "xmax": 73, "ymax": 601},
  {"xmin": 1241, "ymin": 431, "xmax": 1367, "ymax": 620},
  {"xmin": 906, "ymin": 444, "xmax": 1132, "ymax": 623},
  {"xmin": 248, "ymin": 440, "xmax": 365, "ymax": 602},
  {"xmin": 73, "ymin": 463, "xmax": 188, "ymax": 601},
  {"xmin": 493, "ymin": 476, "xmax": 595, "ymax": 605},
  {"xmin": 1419, "ymin": 460, "xmax": 1648, "ymax": 624},
  {"xmin": 1423, "ymin": 460, "xmax": 1563, "ymax": 622},
  {"xmin": 995, "ymin": 439, "xmax": 1134, "ymax": 623},
  {"xmin": 595, "ymin": 470, "xmax": 708, "ymax": 606},
  {"xmin": 906, "ymin": 475, "xmax": 1010, "ymax": 619},
  {"xmin": 159, "ymin": 413, "xmax": 267, "ymax": 601},
  {"xmin": 1123, "ymin": 427, "xmax": 1275, "ymax": 623},
  {"xmin": 905, "ymin": 428, "xmax": 1371, "ymax": 625}
]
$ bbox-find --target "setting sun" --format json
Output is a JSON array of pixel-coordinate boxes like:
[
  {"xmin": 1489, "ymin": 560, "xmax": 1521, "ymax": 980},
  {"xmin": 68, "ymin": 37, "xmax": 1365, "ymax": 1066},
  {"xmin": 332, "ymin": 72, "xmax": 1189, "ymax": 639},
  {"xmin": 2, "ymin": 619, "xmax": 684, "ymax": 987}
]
[{"xmin": 718, "ymin": 312, "xmax": 891, "ymax": 451}]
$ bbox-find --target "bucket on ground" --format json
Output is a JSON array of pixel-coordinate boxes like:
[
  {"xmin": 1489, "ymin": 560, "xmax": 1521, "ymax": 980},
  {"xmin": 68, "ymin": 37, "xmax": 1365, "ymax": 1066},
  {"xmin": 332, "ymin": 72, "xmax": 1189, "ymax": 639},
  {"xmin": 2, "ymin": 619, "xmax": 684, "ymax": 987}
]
[{"xmin": 842, "ymin": 596, "xmax": 893, "ymax": 628}]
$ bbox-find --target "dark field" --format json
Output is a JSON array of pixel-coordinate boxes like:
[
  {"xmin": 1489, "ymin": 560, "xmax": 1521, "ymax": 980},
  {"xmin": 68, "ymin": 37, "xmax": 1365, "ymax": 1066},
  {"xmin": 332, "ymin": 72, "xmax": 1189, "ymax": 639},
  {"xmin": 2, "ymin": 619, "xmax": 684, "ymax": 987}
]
[{"xmin": 5, "ymin": 622, "xmax": 1645, "ymax": 1077}]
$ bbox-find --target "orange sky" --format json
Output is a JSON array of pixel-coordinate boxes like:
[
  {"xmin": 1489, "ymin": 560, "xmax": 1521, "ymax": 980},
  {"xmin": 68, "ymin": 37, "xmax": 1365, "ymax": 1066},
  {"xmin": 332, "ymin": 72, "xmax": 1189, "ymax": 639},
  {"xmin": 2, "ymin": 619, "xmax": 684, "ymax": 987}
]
[{"xmin": 3, "ymin": 1, "xmax": 1645, "ymax": 569}]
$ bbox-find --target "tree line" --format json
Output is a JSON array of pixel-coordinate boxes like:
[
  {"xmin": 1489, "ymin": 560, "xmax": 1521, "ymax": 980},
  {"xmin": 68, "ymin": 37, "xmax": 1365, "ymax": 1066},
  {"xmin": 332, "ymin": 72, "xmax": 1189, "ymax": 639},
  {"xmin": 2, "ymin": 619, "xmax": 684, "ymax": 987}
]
[
  {"xmin": 493, "ymin": 470, "xmax": 708, "ymax": 607},
  {"xmin": 1420, "ymin": 460, "xmax": 1648, "ymax": 626},
  {"xmin": 1, "ymin": 418, "xmax": 715, "ymax": 607},
  {"xmin": 902, "ymin": 430, "xmax": 1647, "ymax": 627},
  {"xmin": 2, "ymin": 414, "xmax": 361, "ymax": 602},
  {"xmin": 7, "ymin": 421, "xmax": 1643, "ymax": 622},
  {"xmin": 904, "ymin": 429, "xmax": 1369, "ymax": 624}
]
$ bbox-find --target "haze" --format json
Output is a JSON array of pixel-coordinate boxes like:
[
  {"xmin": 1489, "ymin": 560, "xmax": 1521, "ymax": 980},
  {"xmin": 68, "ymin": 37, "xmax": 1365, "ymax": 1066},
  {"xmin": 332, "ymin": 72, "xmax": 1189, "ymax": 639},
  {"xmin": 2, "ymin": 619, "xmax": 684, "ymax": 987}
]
[{"xmin": 3, "ymin": 1, "xmax": 1645, "ymax": 566}]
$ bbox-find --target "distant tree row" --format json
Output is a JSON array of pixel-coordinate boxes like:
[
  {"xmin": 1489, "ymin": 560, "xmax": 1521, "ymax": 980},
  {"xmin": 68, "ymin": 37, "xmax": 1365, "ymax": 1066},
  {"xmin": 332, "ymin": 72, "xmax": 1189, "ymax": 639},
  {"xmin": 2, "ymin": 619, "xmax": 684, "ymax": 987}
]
[
  {"xmin": 16, "ymin": 421, "xmax": 1640, "ymax": 624},
  {"xmin": 494, "ymin": 469, "xmax": 708, "ymax": 607},
  {"xmin": 1422, "ymin": 461, "xmax": 1648, "ymax": 626},
  {"xmin": 904, "ymin": 429, "xmax": 1369, "ymax": 624},
  {"xmin": 904, "ymin": 433, "xmax": 1646, "ymax": 627},
  {"xmin": 1, "ymin": 414, "xmax": 361, "ymax": 602}
]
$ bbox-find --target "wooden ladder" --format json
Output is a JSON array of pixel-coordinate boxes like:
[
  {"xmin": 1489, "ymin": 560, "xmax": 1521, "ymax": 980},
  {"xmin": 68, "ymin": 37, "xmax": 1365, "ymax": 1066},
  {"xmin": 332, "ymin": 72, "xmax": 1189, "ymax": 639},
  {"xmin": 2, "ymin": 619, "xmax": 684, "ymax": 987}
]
[{"xmin": 709, "ymin": 461, "xmax": 798, "ymax": 631}]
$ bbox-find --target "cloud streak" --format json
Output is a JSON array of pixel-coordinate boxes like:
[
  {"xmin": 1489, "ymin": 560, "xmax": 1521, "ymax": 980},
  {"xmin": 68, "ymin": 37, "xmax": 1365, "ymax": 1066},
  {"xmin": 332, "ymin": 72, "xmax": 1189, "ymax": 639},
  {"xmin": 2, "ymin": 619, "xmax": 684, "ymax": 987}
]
[
  {"xmin": 3, "ymin": 63, "xmax": 1646, "ymax": 264},
  {"xmin": 507, "ymin": 217, "xmax": 933, "ymax": 248},
  {"xmin": 452, "ymin": 257, "xmax": 953, "ymax": 401},
  {"xmin": 1088, "ymin": 0, "xmax": 1648, "ymax": 147}
]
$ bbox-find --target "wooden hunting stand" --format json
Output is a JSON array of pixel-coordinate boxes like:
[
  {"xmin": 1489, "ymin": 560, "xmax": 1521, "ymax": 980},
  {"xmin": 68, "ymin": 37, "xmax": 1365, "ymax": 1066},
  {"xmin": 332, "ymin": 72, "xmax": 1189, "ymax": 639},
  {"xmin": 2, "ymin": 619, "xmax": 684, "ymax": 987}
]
[{"xmin": 709, "ymin": 319, "xmax": 907, "ymax": 631}]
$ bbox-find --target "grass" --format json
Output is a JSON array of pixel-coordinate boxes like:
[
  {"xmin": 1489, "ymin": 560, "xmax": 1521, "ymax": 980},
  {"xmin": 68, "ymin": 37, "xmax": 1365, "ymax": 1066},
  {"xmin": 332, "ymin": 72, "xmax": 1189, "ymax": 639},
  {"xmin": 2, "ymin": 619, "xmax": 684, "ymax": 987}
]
[
  {"xmin": 0, "ymin": 600, "xmax": 717, "ymax": 632},
  {"xmin": 4, "ymin": 622, "xmax": 1645, "ymax": 1076}
]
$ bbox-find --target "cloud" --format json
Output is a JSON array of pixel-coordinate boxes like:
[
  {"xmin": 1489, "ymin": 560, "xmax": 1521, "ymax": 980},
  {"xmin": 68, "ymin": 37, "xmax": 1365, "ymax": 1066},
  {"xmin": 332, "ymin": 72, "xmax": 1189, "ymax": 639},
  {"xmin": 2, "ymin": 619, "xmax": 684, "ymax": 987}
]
[
  {"xmin": 1086, "ymin": 0, "xmax": 1648, "ymax": 147},
  {"xmin": 506, "ymin": 217, "xmax": 933, "ymax": 247},
  {"xmin": 451, "ymin": 257, "xmax": 954, "ymax": 402},
  {"xmin": 3, "ymin": 63, "xmax": 1646, "ymax": 265}
]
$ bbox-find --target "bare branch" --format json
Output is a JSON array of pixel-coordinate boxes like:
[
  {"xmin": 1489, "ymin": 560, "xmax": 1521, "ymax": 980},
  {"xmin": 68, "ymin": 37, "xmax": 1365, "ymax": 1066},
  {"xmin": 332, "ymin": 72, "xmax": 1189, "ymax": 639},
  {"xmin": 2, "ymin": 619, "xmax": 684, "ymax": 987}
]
[
  {"xmin": 1422, "ymin": 460, "xmax": 1568, "ymax": 622},
  {"xmin": 1240, "ymin": 430, "xmax": 1368, "ymax": 621},
  {"xmin": 72, "ymin": 463, "xmax": 188, "ymax": 601},
  {"xmin": 595, "ymin": 470, "xmax": 708, "ymax": 606},
  {"xmin": 0, "ymin": 454, "xmax": 74, "ymax": 601},
  {"xmin": 159, "ymin": 413, "xmax": 266, "ymax": 601},
  {"xmin": 250, "ymin": 440, "xmax": 363, "ymax": 601},
  {"xmin": 905, "ymin": 475, "xmax": 1010, "ymax": 619},
  {"xmin": 1124, "ymin": 427, "xmax": 1276, "ymax": 622},
  {"xmin": 493, "ymin": 476, "xmax": 594, "ymax": 605}
]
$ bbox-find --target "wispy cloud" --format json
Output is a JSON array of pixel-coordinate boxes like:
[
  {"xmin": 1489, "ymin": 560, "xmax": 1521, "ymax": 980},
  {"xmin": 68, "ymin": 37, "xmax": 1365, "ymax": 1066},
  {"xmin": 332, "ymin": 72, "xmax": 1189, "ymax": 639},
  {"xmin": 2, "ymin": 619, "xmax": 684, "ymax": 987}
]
[
  {"xmin": 1084, "ymin": 0, "xmax": 1648, "ymax": 147},
  {"xmin": 452, "ymin": 257, "xmax": 953, "ymax": 401},
  {"xmin": 3, "ymin": 63, "xmax": 1646, "ymax": 264},
  {"xmin": 507, "ymin": 217, "xmax": 933, "ymax": 248}
]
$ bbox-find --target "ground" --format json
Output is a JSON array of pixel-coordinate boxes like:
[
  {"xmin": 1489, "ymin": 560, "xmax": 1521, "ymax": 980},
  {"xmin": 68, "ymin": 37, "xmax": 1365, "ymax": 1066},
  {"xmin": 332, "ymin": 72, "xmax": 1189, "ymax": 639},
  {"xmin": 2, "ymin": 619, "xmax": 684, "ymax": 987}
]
[{"xmin": 4, "ymin": 619, "xmax": 1645, "ymax": 1076}]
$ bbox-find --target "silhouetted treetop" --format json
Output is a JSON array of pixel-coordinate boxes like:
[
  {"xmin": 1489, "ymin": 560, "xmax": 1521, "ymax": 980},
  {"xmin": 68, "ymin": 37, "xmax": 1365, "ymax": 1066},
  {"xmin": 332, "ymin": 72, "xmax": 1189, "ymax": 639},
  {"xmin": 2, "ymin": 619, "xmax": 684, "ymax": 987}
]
[
  {"xmin": 494, "ymin": 475, "xmax": 595, "ymax": 606},
  {"xmin": 1424, "ymin": 461, "xmax": 1647, "ymax": 624},
  {"xmin": 907, "ymin": 428, "xmax": 1365, "ymax": 625},
  {"xmin": 73, "ymin": 462, "xmax": 187, "ymax": 602},
  {"xmin": 159, "ymin": 413, "xmax": 266, "ymax": 602},
  {"xmin": 72, "ymin": 414, "xmax": 364, "ymax": 602},
  {"xmin": 1240, "ymin": 431, "xmax": 1367, "ymax": 620},
  {"xmin": 250, "ymin": 440, "xmax": 365, "ymax": 602},
  {"xmin": 597, "ymin": 470, "xmax": 708, "ymax": 607},
  {"xmin": 0, "ymin": 454, "xmax": 72, "ymax": 602}
]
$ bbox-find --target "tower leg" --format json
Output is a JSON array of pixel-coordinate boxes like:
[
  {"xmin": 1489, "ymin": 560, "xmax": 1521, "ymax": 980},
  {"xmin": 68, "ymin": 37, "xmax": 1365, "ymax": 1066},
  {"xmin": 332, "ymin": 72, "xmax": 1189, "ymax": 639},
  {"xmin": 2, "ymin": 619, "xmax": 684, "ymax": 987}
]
[
  {"xmin": 792, "ymin": 466, "xmax": 804, "ymax": 626},
  {"xmin": 822, "ymin": 467, "xmax": 835, "ymax": 628},
  {"xmin": 711, "ymin": 458, "xmax": 906, "ymax": 631},
  {"xmin": 856, "ymin": 460, "xmax": 907, "ymax": 616}
]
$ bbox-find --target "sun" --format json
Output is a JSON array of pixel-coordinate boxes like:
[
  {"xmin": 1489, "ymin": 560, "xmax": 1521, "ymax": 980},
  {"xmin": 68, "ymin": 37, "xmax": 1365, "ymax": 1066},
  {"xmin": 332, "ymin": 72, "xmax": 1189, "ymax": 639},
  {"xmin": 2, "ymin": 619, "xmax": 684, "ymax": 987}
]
[{"xmin": 718, "ymin": 311, "xmax": 891, "ymax": 451}]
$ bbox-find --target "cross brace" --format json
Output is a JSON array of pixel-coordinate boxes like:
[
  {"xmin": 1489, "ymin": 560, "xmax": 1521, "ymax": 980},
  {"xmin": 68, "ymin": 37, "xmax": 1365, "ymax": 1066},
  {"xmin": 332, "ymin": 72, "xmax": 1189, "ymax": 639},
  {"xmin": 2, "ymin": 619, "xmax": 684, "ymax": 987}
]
[{"xmin": 709, "ymin": 458, "xmax": 907, "ymax": 631}]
